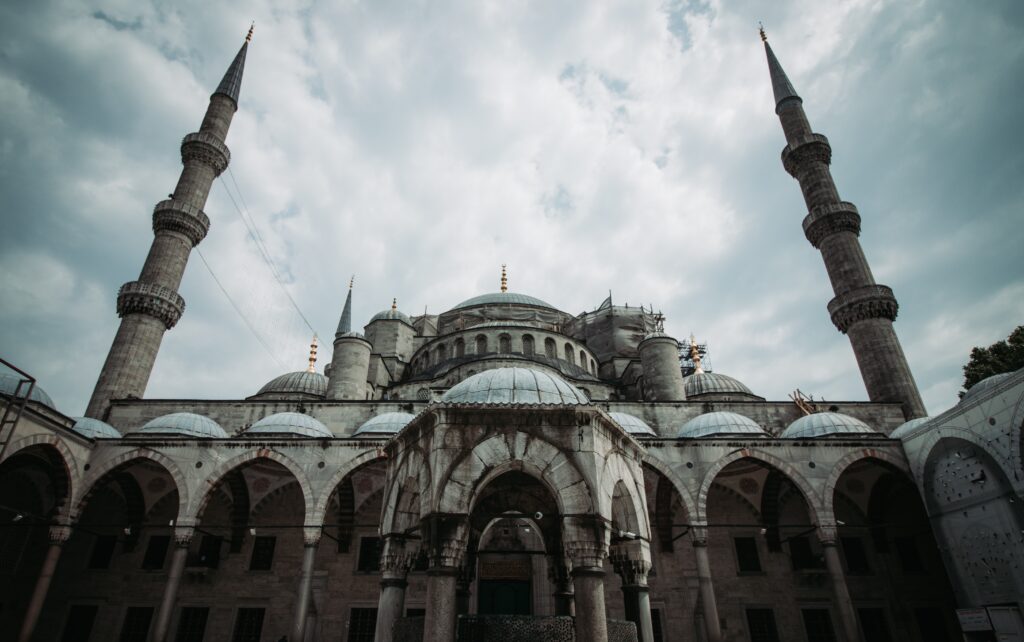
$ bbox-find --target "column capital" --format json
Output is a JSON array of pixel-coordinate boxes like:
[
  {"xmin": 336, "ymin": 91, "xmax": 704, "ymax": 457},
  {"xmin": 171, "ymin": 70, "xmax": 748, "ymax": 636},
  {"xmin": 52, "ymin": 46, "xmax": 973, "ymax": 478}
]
[
  {"xmin": 816, "ymin": 523, "xmax": 839, "ymax": 546},
  {"xmin": 173, "ymin": 526, "xmax": 196, "ymax": 547},
  {"xmin": 380, "ymin": 535, "xmax": 418, "ymax": 580},
  {"xmin": 302, "ymin": 527, "xmax": 322, "ymax": 547},
  {"xmin": 565, "ymin": 539, "xmax": 608, "ymax": 570},
  {"xmin": 610, "ymin": 540, "xmax": 652, "ymax": 587},
  {"xmin": 422, "ymin": 514, "xmax": 469, "ymax": 570},
  {"xmin": 48, "ymin": 524, "xmax": 73, "ymax": 544}
]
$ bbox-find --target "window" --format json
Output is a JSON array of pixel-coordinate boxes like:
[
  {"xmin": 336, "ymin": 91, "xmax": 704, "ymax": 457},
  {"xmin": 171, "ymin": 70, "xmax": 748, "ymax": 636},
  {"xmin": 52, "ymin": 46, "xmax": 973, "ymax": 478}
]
[
  {"xmin": 894, "ymin": 536, "xmax": 925, "ymax": 572},
  {"xmin": 455, "ymin": 338, "xmax": 465, "ymax": 358},
  {"xmin": 789, "ymin": 536, "xmax": 822, "ymax": 570},
  {"xmin": 188, "ymin": 535, "xmax": 222, "ymax": 569},
  {"xmin": 913, "ymin": 607, "xmax": 951, "ymax": 642},
  {"xmin": 348, "ymin": 608, "xmax": 378, "ymax": 642},
  {"xmin": 62, "ymin": 605, "xmax": 98, "ymax": 642},
  {"xmin": 522, "ymin": 335, "xmax": 535, "ymax": 356},
  {"xmin": 475, "ymin": 335, "xmax": 488, "ymax": 355},
  {"xmin": 651, "ymin": 608, "xmax": 664, "ymax": 642},
  {"xmin": 231, "ymin": 608, "xmax": 265, "ymax": 642},
  {"xmin": 498, "ymin": 334, "xmax": 511, "ymax": 353},
  {"xmin": 564, "ymin": 343, "xmax": 575, "ymax": 365},
  {"xmin": 579, "ymin": 349, "xmax": 586, "ymax": 366},
  {"xmin": 545, "ymin": 338, "xmax": 556, "ymax": 358},
  {"xmin": 857, "ymin": 608, "xmax": 892, "ymax": 642},
  {"xmin": 357, "ymin": 536, "xmax": 382, "ymax": 572},
  {"xmin": 89, "ymin": 534, "xmax": 118, "ymax": 569},
  {"xmin": 800, "ymin": 609, "xmax": 836, "ymax": 642},
  {"xmin": 734, "ymin": 537, "xmax": 762, "ymax": 572},
  {"xmin": 119, "ymin": 606, "xmax": 154, "ymax": 642},
  {"xmin": 840, "ymin": 536, "xmax": 870, "ymax": 574},
  {"xmin": 436, "ymin": 344, "xmax": 446, "ymax": 363},
  {"xmin": 249, "ymin": 536, "xmax": 276, "ymax": 571},
  {"xmin": 590, "ymin": 359, "xmax": 596, "ymax": 374},
  {"xmin": 406, "ymin": 608, "xmax": 426, "ymax": 617},
  {"xmin": 745, "ymin": 609, "xmax": 780, "ymax": 642},
  {"xmin": 175, "ymin": 607, "xmax": 209, "ymax": 642},
  {"xmin": 142, "ymin": 535, "xmax": 170, "ymax": 570}
]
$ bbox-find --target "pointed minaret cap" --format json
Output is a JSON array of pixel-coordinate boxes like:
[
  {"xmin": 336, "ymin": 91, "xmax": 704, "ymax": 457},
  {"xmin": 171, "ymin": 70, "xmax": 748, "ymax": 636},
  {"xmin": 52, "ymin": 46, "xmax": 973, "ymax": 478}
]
[
  {"xmin": 307, "ymin": 335, "xmax": 318, "ymax": 373},
  {"xmin": 760, "ymin": 25, "xmax": 801, "ymax": 110},
  {"xmin": 213, "ymin": 24, "xmax": 252, "ymax": 109},
  {"xmin": 500, "ymin": 264, "xmax": 508, "ymax": 293},
  {"xmin": 335, "ymin": 276, "xmax": 354, "ymax": 337}
]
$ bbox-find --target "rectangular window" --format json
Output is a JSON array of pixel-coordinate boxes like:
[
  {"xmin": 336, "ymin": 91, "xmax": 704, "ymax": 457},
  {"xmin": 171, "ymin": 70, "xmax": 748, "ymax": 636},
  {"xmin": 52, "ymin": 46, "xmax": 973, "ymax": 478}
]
[
  {"xmin": 914, "ymin": 607, "xmax": 951, "ymax": 642},
  {"xmin": 734, "ymin": 537, "xmax": 762, "ymax": 572},
  {"xmin": 357, "ymin": 536, "xmax": 382, "ymax": 573},
  {"xmin": 119, "ymin": 606, "xmax": 154, "ymax": 642},
  {"xmin": 189, "ymin": 535, "xmax": 222, "ymax": 569},
  {"xmin": 801, "ymin": 609, "xmax": 837, "ymax": 642},
  {"xmin": 249, "ymin": 536, "xmax": 276, "ymax": 571},
  {"xmin": 88, "ymin": 534, "xmax": 118, "ymax": 569},
  {"xmin": 347, "ymin": 607, "xmax": 378, "ymax": 642},
  {"xmin": 745, "ymin": 608, "xmax": 780, "ymax": 642},
  {"xmin": 651, "ymin": 608, "xmax": 664, "ymax": 642},
  {"xmin": 142, "ymin": 535, "xmax": 170, "ymax": 570},
  {"xmin": 406, "ymin": 608, "xmax": 426, "ymax": 617},
  {"xmin": 61, "ymin": 605, "xmax": 98, "ymax": 642},
  {"xmin": 840, "ymin": 536, "xmax": 870, "ymax": 574},
  {"xmin": 857, "ymin": 608, "xmax": 892, "ymax": 642},
  {"xmin": 175, "ymin": 607, "xmax": 209, "ymax": 642},
  {"xmin": 231, "ymin": 608, "xmax": 265, "ymax": 642},
  {"xmin": 895, "ymin": 536, "xmax": 925, "ymax": 572},
  {"xmin": 789, "ymin": 536, "xmax": 821, "ymax": 570}
]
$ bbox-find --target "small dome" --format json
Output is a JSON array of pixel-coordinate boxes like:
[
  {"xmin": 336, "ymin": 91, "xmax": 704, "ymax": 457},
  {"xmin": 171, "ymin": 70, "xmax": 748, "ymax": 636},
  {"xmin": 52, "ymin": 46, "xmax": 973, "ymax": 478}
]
[
  {"xmin": 370, "ymin": 308, "xmax": 411, "ymax": 323},
  {"xmin": 609, "ymin": 412, "xmax": 656, "ymax": 436},
  {"xmin": 451, "ymin": 292, "xmax": 557, "ymax": 311},
  {"xmin": 0, "ymin": 372, "xmax": 56, "ymax": 409},
  {"xmin": 677, "ymin": 412, "xmax": 767, "ymax": 438},
  {"xmin": 72, "ymin": 417, "xmax": 121, "ymax": 439},
  {"xmin": 782, "ymin": 412, "xmax": 878, "ymax": 439},
  {"xmin": 441, "ymin": 367, "xmax": 589, "ymax": 405},
  {"xmin": 890, "ymin": 416, "xmax": 932, "ymax": 440},
  {"xmin": 354, "ymin": 412, "xmax": 416, "ymax": 437},
  {"xmin": 136, "ymin": 413, "xmax": 227, "ymax": 438},
  {"xmin": 961, "ymin": 371, "xmax": 1016, "ymax": 403},
  {"xmin": 255, "ymin": 371, "xmax": 327, "ymax": 397},
  {"xmin": 684, "ymin": 372, "xmax": 755, "ymax": 398},
  {"xmin": 247, "ymin": 412, "xmax": 332, "ymax": 438}
]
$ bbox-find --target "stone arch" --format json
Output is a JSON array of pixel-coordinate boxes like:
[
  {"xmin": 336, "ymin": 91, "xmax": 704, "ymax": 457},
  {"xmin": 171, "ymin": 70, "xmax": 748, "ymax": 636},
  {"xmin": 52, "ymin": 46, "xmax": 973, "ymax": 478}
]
[
  {"xmin": 0, "ymin": 434, "xmax": 79, "ymax": 520},
  {"xmin": 822, "ymin": 449, "xmax": 912, "ymax": 520},
  {"xmin": 381, "ymin": 445, "xmax": 431, "ymax": 535},
  {"xmin": 599, "ymin": 450, "xmax": 649, "ymax": 538},
  {"xmin": 309, "ymin": 449, "xmax": 387, "ymax": 530},
  {"xmin": 74, "ymin": 449, "xmax": 189, "ymax": 523},
  {"xmin": 696, "ymin": 448, "xmax": 821, "ymax": 525},
  {"xmin": 564, "ymin": 342, "xmax": 575, "ymax": 365},
  {"xmin": 189, "ymin": 449, "xmax": 313, "ymax": 525},
  {"xmin": 641, "ymin": 454, "xmax": 698, "ymax": 522},
  {"xmin": 709, "ymin": 482, "xmax": 762, "ymax": 520},
  {"xmin": 912, "ymin": 425, "xmax": 1015, "ymax": 489}
]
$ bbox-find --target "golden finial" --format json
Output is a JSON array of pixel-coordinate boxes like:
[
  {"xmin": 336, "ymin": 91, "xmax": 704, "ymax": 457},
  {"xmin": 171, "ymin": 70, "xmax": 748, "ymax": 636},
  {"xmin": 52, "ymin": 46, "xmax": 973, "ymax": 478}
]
[
  {"xmin": 246, "ymin": 22, "xmax": 255, "ymax": 43},
  {"xmin": 307, "ymin": 335, "xmax": 318, "ymax": 373},
  {"xmin": 391, "ymin": 298, "xmax": 397, "ymax": 311},
  {"xmin": 500, "ymin": 264, "xmax": 508, "ymax": 293},
  {"xmin": 689, "ymin": 334, "xmax": 704, "ymax": 375},
  {"xmin": 349, "ymin": 275, "xmax": 354, "ymax": 290},
  {"xmin": 758, "ymin": 22, "xmax": 767, "ymax": 42}
]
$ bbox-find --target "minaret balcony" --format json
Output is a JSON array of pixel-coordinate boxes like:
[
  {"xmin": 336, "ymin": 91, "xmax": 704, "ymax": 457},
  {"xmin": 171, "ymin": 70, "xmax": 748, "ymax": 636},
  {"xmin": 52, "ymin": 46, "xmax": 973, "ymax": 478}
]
[
  {"xmin": 802, "ymin": 201, "xmax": 861, "ymax": 248},
  {"xmin": 152, "ymin": 199, "xmax": 211, "ymax": 246},
  {"xmin": 117, "ymin": 281, "xmax": 186, "ymax": 329},
  {"xmin": 781, "ymin": 133, "xmax": 831, "ymax": 177},
  {"xmin": 180, "ymin": 131, "xmax": 231, "ymax": 175},
  {"xmin": 827, "ymin": 285, "xmax": 898, "ymax": 333}
]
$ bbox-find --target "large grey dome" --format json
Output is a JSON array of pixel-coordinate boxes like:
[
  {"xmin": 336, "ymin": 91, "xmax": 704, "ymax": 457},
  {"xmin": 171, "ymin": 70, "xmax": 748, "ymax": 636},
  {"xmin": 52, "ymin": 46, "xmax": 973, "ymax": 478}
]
[
  {"xmin": 890, "ymin": 416, "xmax": 932, "ymax": 440},
  {"xmin": 677, "ymin": 412, "xmax": 767, "ymax": 438},
  {"xmin": 0, "ymin": 372, "xmax": 56, "ymax": 409},
  {"xmin": 451, "ymin": 292, "xmax": 556, "ymax": 311},
  {"xmin": 441, "ymin": 367, "xmax": 589, "ymax": 405},
  {"xmin": 782, "ymin": 412, "xmax": 878, "ymax": 439},
  {"xmin": 683, "ymin": 372, "xmax": 755, "ymax": 398},
  {"xmin": 72, "ymin": 417, "xmax": 121, "ymax": 439},
  {"xmin": 136, "ymin": 413, "xmax": 227, "ymax": 438},
  {"xmin": 609, "ymin": 412, "xmax": 657, "ymax": 437},
  {"xmin": 246, "ymin": 412, "xmax": 332, "ymax": 438},
  {"xmin": 370, "ymin": 308, "xmax": 412, "ymax": 323},
  {"xmin": 255, "ymin": 371, "xmax": 328, "ymax": 398},
  {"xmin": 961, "ymin": 371, "xmax": 1016, "ymax": 403},
  {"xmin": 353, "ymin": 412, "xmax": 416, "ymax": 437}
]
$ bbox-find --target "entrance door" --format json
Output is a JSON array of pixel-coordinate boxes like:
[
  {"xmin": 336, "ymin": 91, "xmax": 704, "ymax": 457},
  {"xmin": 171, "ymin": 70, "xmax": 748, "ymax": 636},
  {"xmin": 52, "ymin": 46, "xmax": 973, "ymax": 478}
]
[{"xmin": 477, "ymin": 580, "xmax": 531, "ymax": 615}]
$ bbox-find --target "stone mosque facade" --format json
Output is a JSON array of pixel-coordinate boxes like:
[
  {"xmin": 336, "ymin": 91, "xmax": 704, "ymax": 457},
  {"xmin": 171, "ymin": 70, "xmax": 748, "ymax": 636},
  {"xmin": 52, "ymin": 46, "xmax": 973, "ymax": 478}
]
[{"xmin": 2, "ymin": 28, "xmax": 1023, "ymax": 642}]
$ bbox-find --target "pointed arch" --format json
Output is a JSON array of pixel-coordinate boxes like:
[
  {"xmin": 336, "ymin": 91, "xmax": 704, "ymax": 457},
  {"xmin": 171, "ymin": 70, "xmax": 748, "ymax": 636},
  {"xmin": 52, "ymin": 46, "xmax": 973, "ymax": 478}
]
[
  {"xmin": 822, "ymin": 448, "xmax": 912, "ymax": 519},
  {"xmin": 74, "ymin": 448, "xmax": 189, "ymax": 523},
  {"xmin": 189, "ymin": 448, "xmax": 312, "ymax": 524},
  {"xmin": 311, "ymin": 448, "xmax": 389, "ymax": 528},
  {"xmin": 696, "ymin": 448, "xmax": 821, "ymax": 525},
  {"xmin": 641, "ymin": 454, "xmax": 698, "ymax": 522},
  {"xmin": 0, "ymin": 433, "xmax": 79, "ymax": 520}
]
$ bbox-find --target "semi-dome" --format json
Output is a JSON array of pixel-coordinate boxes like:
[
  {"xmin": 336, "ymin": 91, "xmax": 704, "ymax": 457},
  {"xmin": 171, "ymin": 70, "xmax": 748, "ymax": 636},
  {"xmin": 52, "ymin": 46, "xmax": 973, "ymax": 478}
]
[
  {"xmin": 353, "ymin": 412, "xmax": 416, "ymax": 437},
  {"xmin": 890, "ymin": 416, "xmax": 932, "ymax": 439},
  {"xmin": 440, "ymin": 367, "xmax": 589, "ymax": 405},
  {"xmin": 961, "ymin": 371, "xmax": 1016, "ymax": 403},
  {"xmin": 72, "ymin": 417, "xmax": 121, "ymax": 439},
  {"xmin": 370, "ymin": 308, "xmax": 412, "ymax": 323},
  {"xmin": 782, "ymin": 412, "xmax": 878, "ymax": 439},
  {"xmin": 0, "ymin": 372, "xmax": 56, "ymax": 409},
  {"xmin": 136, "ymin": 413, "xmax": 227, "ymax": 438},
  {"xmin": 677, "ymin": 412, "xmax": 767, "ymax": 438},
  {"xmin": 683, "ymin": 372, "xmax": 755, "ymax": 398},
  {"xmin": 255, "ymin": 371, "xmax": 328, "ymax": 398},
  {"xmin": 451, "ymin": 292, "xmax": 556, "ymax": 312},
  {"xmin": 609, "ymin": 412, "xmax": 657, "ymax": 436},
  {"xmin": 246, "ymin": 412, "xmax": 332, "ymax": 438}
]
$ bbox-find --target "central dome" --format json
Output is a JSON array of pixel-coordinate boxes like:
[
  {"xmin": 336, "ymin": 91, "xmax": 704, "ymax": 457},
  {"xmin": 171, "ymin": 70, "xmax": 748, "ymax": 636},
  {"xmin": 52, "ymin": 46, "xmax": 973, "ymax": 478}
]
[
  {"xmin": 440, "ymin": 367, "xmax": 589, "ymax": 405},
  {"xmin": 451, "ymin": 292, "xmax": 557, "ymax": 311}
]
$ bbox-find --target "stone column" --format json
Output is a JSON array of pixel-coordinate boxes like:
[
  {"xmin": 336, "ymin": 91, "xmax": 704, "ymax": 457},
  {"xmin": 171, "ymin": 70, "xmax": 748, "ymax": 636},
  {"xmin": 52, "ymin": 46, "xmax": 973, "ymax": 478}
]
[
  {"xmin": 611, "ymin": 541, "xmax": 654, "ymax": 642},
  {"xmin": 374, "ymin": 536, "xmax": 417, "ymax": 642},
  {"xmin": 292, "ymin": 528, "xmax": 321, "ymax": 642},
  {"xmin": 692, "ymin": 533, "xmax": 722, "ymax": 642},
  {"xmin": 548, "ymin": 557, "xmax": 575, "ymax": 616},
  {"xmin": 152, "ymin": 526, "xmax": 194, "ymax": 642},
  {"xmin": 422, "ymin": 516, "xmax": 468, "ymax": 642},
  {"xmin": 567, "ymin": 540, "xmax": 609, "ymax": 642},
  {"xmin": 18, "ymin": 524, "xmax": 72, "ymax": 642},
  {"xmin": 819, "ymin": 526, "xmax": 861, "ymax": 642}
]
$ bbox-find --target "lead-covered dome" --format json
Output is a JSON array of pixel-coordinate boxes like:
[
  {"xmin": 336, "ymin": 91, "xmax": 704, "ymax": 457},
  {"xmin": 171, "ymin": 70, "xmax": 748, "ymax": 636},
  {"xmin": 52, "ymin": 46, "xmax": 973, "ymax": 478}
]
[
  {"xmin": 370, "ymin": 308, "xmax": 411, "ymax": 323},
  {"xmin": 782, "ymin": 412, "xmax": 878, "ymax": 439},
  {"xmin": 73, "ymin": 417, "xmax": 121, "ymax": 439},
  {"xmin": 451, "ymin": 292, "xmax": 556, "ymax": 311},
  {"xmin": 683, "ymin": 372, "xmax": 756, "ymax": 399},
  {"xmin": 609, "ymin": 412, "xmax": 657, "ymax": 437},
  {"xmin": 246, "ymin": 412, "xmax": 332, "ymax": 438},
  {"xmin": 961, "ymin": 371, "xmax": 1016, "ymax": 403},
  {"xmin": 136, "ymin": 413, "xmax": 227, "ymax": 438},
  {"xmin": 254, "ymin": 371, "xmax": 327, "ymax": 398},
  {"xmin": 890, "ymin": 416, "xmax": 932, "ymax": 439},
  {"xmin": 353, "ymin": 412, "xmax": 416, "ymax": 437},
  {"xmin": 677, "ymin": 412, "xmax": 767, "ymax": 438},
  {"xmin": 440, "ymin": 367, "xmax": 589, "ymax": 405},
  {"xmin": 0, "ymin": 372, "xmax": 56, "ymax": 409}
]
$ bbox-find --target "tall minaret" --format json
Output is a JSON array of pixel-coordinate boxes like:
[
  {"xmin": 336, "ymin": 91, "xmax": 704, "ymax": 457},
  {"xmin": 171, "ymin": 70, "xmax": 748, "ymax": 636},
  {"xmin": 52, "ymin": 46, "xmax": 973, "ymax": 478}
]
[
  {"xmin": 762, "ymin": 29, "xmax": 925, "ymax": 419},
  {"xmin": 326, "ymin": 277, "xmax": 372, "ymax": 400},
  {"xmin": 86, "ymin": 28, "xmax": 253, "ymax": 419}
]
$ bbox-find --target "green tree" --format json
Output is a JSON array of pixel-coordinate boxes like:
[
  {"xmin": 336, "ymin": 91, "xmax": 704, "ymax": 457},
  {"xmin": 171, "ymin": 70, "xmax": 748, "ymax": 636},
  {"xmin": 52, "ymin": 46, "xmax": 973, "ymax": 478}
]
[{"xmin": 961, "ymin": 325, "xmax": 1024, "ymax": 396}]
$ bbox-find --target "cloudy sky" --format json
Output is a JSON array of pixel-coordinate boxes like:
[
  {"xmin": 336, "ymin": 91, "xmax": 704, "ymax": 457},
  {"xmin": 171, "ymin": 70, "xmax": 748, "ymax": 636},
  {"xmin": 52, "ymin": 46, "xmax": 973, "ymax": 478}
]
[{"xmin": 1, "ymin": 0, "xmax": 1022, "ymax": 416}]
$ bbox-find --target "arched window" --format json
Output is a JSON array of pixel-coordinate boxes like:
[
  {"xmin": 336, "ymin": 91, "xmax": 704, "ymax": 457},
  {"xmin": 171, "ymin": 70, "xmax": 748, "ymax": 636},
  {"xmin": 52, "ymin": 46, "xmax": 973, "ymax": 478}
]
[
  {"xmin": 522, "ymin": 335, "xmax": 535, "ymax": 356},
  {"xmin": 476, "ymin": 335, "xmax": 488, "ymax": 355},
  {"xmin": 455, "ymin": 338, "xmax": 465, "ymax": 358},
  {"xmin": 545, "ymin": 338, "xmax": 556, "ymax": 359},
  {"xmin": 590, "ymin": 359, "xmax": 596, "ymax": 374},
  {"xmin": 564, "ymin": 343, "xmax": 575, "ymax": 365},
  {"xmin": 436, "ymin": 343, "xmax": 446, "ymax": 363},
  {"xmin": 580, "ymin": 350, "xmax": 587, "ymax": 367},
  {"xmin": 499, "ymin": 334, "xmax": 512, "ymax": 354}
]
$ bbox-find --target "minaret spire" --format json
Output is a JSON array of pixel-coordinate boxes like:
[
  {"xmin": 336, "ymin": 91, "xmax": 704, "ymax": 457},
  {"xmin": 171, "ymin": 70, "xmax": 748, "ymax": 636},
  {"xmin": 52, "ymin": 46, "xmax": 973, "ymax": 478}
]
[
  {"xmin": 336, "ymin": 277, "xmax": 354, "ymax": 336},
  {"xmin": 500, "ymin": 264, "xmax": 508, "ymax": 293},
  {"xmin": 307, "ymin": 335, "xmax": 318, "ymax": 373},
  {"xmin": 764, "ymin": 36, "xmax": 925, "ymax": 419},
  {"xmin": 86, "ymin": 29, "xmax": 253, "ymax": 419}
]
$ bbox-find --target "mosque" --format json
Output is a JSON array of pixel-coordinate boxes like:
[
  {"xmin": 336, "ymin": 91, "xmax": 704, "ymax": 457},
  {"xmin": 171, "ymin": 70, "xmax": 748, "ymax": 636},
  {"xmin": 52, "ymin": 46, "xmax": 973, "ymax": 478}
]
[{"xmin": 1, "ymin": 25, "xmax": 1022, "ymax": 642}]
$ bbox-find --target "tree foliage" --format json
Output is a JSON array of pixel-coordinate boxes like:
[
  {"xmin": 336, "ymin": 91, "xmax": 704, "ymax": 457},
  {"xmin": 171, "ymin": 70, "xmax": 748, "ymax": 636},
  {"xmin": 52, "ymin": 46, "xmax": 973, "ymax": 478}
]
[{"xmin": 961, "ymin": 325, "xmax": 1024, "ymax": 396}]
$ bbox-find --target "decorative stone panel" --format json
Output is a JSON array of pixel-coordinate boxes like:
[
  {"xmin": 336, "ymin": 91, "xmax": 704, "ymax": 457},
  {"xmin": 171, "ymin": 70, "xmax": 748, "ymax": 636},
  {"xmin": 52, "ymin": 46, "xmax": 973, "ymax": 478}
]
[
  {"xmin": 117, "ymin": 281, "xmax": 186, "ymax": 329},
  {"xmin": 781, "ymin": 133, "xmax": 831, "ymax": 177},
  {"xmin": 152, "ymin": 199, "xmax": 210, "ymax": 246},
  {"xmin": 802, "ymin": 201, "xmax": 861, "ymax": 248},
  {"xmin": 180, "ymin": 131, "xmax": 230, "ymax": 175},
  {"xmin": 827, "ymin": 285, "xmax": 898, "ymax": 333}
]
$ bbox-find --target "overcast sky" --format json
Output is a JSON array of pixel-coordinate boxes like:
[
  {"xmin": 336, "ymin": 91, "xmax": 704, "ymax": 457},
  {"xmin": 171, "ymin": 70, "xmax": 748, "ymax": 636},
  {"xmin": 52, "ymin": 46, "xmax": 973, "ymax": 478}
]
[{"xmin": 1, "ymin": 0, "xmax": 1022, "ymax": 417}]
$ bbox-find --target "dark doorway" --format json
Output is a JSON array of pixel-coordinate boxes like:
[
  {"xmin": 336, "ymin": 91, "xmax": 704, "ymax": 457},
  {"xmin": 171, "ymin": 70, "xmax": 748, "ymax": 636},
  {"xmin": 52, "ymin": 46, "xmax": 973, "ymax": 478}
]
[{"xmin": 478, "ymin": 580, "xmax": 531, "ymax": 615}]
